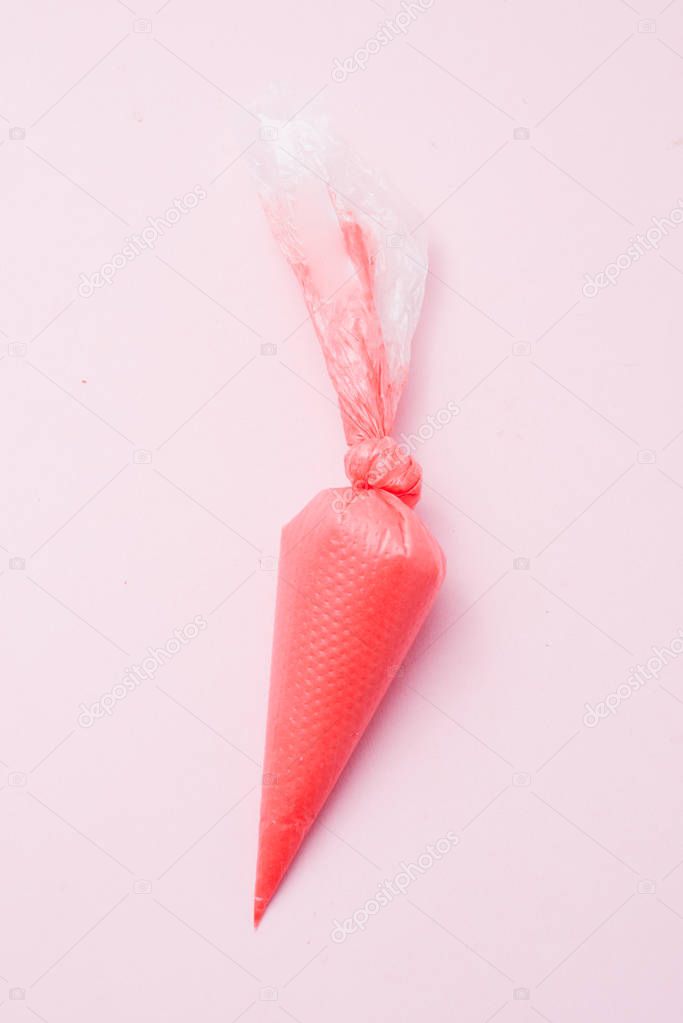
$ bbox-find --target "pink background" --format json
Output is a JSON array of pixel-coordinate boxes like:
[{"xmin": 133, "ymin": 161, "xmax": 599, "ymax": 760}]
[{"xmin": 2, "ymin": 0, "xmax": 683, "ymax": 1019}]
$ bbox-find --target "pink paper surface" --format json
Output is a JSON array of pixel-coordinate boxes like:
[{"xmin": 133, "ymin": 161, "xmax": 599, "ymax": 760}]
[{"xmin": 2, "ymin": 1, "xmax": 683, "ymax": 1020}]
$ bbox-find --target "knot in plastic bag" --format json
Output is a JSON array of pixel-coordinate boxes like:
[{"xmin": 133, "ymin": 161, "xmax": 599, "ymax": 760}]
[{"xmin": 344, "ymin": 435, "xmax": 422, "ymax": 508}]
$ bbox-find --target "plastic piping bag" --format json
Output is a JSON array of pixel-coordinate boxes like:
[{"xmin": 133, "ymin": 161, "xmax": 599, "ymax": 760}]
[{"xmin": 251, "ymin": 115, "xmax": 446, "ymax": 924}]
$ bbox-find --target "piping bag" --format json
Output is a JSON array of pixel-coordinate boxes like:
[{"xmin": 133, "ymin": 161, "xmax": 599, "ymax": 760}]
[{"xmin": 252, "ymin": 115, "xmax": 446, "ymax": 925}]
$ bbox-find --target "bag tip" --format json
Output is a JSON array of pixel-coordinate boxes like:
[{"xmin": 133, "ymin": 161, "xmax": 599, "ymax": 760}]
[
  {"xmin": 253, "ymin": 907, "xmax": 263, "ymax": 928},
  {"xmin": 253, "ymin": 895, "xmax": 267, "ymax": 928}
]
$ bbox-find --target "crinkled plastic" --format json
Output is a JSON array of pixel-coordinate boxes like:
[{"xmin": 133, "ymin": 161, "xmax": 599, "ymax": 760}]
[{"xmin": 252, "ymin": 115, "xmax": 446, "ymax": 925}]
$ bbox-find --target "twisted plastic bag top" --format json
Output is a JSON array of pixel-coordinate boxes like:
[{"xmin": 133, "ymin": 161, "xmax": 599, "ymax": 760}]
[{"xmin": 251, "ymin": 114, "xmax": 428, "ymax": 504}]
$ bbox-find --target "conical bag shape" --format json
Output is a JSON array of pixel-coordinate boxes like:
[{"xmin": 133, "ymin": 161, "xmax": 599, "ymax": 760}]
[{"xmin": 255, "ymin": 488, "xmax": 445, "ymax": 923}]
